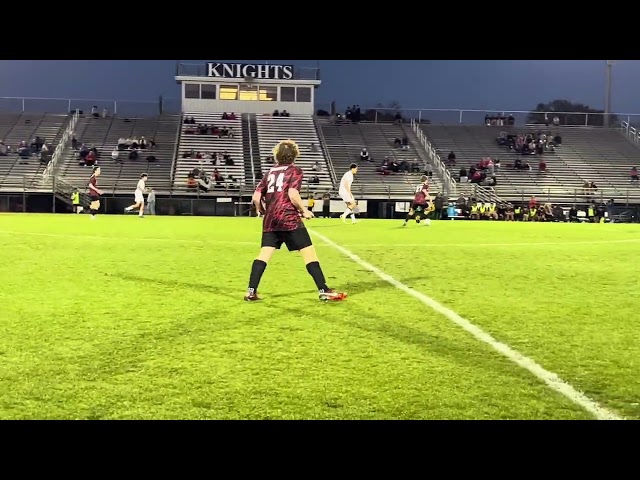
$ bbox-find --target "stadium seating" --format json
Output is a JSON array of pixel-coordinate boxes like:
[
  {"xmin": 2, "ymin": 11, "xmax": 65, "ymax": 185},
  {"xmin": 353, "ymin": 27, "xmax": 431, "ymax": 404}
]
[
  {"xmin": 173, "ymin": 113, "xmax": 244, "ymax": 193},
  {"xmin": 0, "ymin": 113, "xmax": 70, "ymax": 190},
  {"xmin": 255, "ymin": 114, "xmax": 333, "ymax": 195},
  {"xmin": 57, "ymin": 114, "xmax": 181, "ymax": 194},
  {"xmin": 317, "ymin": 119, "xmax": 443, "ymax": 198},
  {"xmin": 420, "ymin": 124, "xmax": 640, "ymax": 201}
]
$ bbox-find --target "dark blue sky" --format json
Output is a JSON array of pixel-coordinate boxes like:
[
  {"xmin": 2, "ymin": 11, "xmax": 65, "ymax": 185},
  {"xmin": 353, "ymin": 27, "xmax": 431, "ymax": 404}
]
[{"xmin": 1, "ymin": 60, "xmax": 639, "ymax": 113}]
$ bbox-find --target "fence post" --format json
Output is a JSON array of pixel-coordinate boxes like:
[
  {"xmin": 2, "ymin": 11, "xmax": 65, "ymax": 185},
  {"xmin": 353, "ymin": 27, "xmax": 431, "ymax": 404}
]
[
  {"xmin": 22, "ymin": 98, "xmax": 25, "ymax": 112},
  {"xmin": 374, "ymin": 110, "xmax": 378, "ymax": 123},
  {"xmin": 459, "ymin": 110, "xmax": 463, "ymax": 124},
  {"xmin": 585, "ymin": 113, "xmax": 589, "ymax": 126},
  {"xmin": 114, "ymin": 101, "xmax": 117, "ymax": 115},
  {"xmin": 68, "ymin": 99, "xmax": 71, "ymax": 113},
  {"xmin": 418, "ymin": 110, "xmax": 422, "ymax": 123}
]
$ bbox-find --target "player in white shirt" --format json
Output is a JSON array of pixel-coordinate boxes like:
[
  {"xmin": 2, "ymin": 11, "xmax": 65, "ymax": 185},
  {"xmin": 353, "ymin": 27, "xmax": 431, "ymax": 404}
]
[
  {"xmin": 339, "ymin": 163, "xmax": 358, "ymax": 224},
  {"xmin": 124, "ymin": 173, "xmax": 148, "ymax": 217}
]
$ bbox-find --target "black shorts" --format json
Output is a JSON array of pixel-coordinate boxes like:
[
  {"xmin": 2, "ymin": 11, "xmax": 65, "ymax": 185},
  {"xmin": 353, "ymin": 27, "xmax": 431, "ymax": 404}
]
[
  {"xmin": 261, "ymin": 228, "xmax": 313, "ymax": 251},
  {"xmin": 411, "ymin": 202, "xmax": 426, "ymax": 211}
]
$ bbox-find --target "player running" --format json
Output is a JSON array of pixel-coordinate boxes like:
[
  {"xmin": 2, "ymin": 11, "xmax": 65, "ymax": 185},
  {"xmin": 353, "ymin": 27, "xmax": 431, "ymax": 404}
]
[
  {"xmin": 402, "ymin": 175, "xmax": 432, "ymax": 226},
  {"xmin": 124, "ymin": 173, "xmax": 148, "ymax": 217},
  {"xmin": 339, "ymin": 163, "xmax": 358, "ymax": 224},
  {"xmin": 244, "ymin": 140, "xmax": 346, "ymax": 303},
  {"xmin": 87, "ymin": 166, "xmax": 102, "ymax": 220}
]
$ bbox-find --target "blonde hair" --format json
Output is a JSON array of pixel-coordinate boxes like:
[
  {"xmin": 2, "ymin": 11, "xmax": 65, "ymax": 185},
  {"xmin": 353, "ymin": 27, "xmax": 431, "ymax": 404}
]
[{"xmin": 272, "ymin": 140, "xmax": 300, "ymax": 165}]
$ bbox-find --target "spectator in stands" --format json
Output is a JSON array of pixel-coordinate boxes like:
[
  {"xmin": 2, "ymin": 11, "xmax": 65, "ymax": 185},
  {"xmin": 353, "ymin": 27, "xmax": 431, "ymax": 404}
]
[
  {"xmin": 312, "ymin": 161, "xmax": 322, "ymax": 172},
  {"xmin": 91, "ymin": 106, "xmax": 99, "ymax": 118},
  {"xmin": 538, "ymin": 159, "xmax": 547, "ymax": 173},
  {"xmin": 401, "ymin": 136, "xmax": 409, "ymax": 151},
  {"xmin": 212, "ymin": 169, "xmax": 224, "ymax": 187},
  {"xmin": 117, "ymin": 137, "xmax": 126, "ymax": 150},
  {"xmin": 128, "ymin": 149, "xmax": 138, "ymax": 161},
  {"xmin": 227, "ymin": 175, "xmax": 239, "ymax": 189},
  {"xmin": 459, "ymin": 167, "xmax": 468, "ymax": 183},
  {"xmin": 395, "ymin": 113, "xmax": 402, "ymax": 125},
  {"xmin": 131, "ymin": 138, "xmax": 139, "ymax": 149},
  {"xmin": 272, "ymin": 110, "xmax": 280, "ymax": 116},
  {"xmin": 360, "ymin": 148, "xmax": 370, "ymax": 162},
  {"xmin": 139, "ymin": 137, "xmax": 147, "ymax": 149},
  {"xmin": 447, "ymin": 151, "xmax": 456, "ymax": 166},
  {"xmin": 125, "ymin": 137, "xmax": 133, "ymax": 148},
  {"xmin": 102, "ymin": 108, "xmax": 108, "ymax": 118},
  {"xmin": 222, "ymin": 112, "xmax": 229, "ymax": 120},
  {"xmin": 149, "ymin": 139, "xmax": 156, "ymax": 150},
  {"xmin": 224, "ymin": 152, "xmax": 234, "ymax": 166},
  {"xmin": 111, "ymin": 148, "xmax": 120, "ymax": 162},
  {"xmin": 310, "ymin": 175, "xmax": 320, "ymax": 184},
  {"xmin": 0, "ymin": 141, "xmax": 8, "ymax": 156},
  {"xmin": 631, "ymin": 167, "xmax": 639, "ymax": 183},
  {"xmin": 40, "ymin": 143, "xmax": 51, "ymax": 164},
  {"xmin": 310, "ymin": 143, "xmax": 319, "ymax": 153},
  {"xmin": 393, "ymin": 138, "xmax": 402, "ymax": 148},
  {"xmin": 280, "ymin": 110, "xmax": 290, "ymax": 117}
]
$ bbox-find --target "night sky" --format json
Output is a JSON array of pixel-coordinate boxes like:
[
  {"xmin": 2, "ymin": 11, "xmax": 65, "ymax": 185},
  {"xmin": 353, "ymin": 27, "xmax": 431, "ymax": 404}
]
[{"xmin": 0, "ymin": 60, "xmax": 638, "ymax": 114}]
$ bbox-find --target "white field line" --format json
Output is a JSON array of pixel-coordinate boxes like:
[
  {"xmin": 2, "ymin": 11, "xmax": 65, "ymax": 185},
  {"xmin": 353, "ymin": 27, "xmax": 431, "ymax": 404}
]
[
  {"xmin": 0, "ymin": 230, "xmax": 638, "ymax": 249},
  {"xmin": 309, "ymin": 229, "xmax": 624, "ymax": 421}
]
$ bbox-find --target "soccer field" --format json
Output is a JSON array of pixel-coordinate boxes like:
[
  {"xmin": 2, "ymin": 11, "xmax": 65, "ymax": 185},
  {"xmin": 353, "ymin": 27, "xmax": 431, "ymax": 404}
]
[{"xmin": 0, "ymin": 214, "xmax": 638, "ymax": 420}]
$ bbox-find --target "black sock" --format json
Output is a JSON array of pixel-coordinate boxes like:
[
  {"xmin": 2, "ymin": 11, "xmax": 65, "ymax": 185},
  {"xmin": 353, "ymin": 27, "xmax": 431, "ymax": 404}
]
[
  {"xmin": 404, "ymin": 213, "xmax": 412, "ymax": 222},
  {"xmin": 90, "ymin": 209, "xmax": 97, "ymax": 216},
  {"xmin": 306, "ymin": 261, "xmax": 329, "ymax": 291},
  {"xmin": 248, "ymin": 259, "xmax": 267, "ymax": 293}
]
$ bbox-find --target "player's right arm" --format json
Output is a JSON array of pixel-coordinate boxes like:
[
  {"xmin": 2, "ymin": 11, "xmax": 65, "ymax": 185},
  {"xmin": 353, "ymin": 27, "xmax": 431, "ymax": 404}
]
[{"xmin": 89, "ymin": 181, "xmax": 102, "ymax": 196}]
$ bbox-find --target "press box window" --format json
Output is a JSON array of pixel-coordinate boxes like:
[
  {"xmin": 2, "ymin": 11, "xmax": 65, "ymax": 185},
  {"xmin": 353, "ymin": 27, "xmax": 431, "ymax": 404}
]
[
  {"xmin": 201, "ymin": 84, "xmax": 217, "ymax": 100},
  {"xmin": 185, "ymin": 84, "xmax": 200, "ymax": 99}
]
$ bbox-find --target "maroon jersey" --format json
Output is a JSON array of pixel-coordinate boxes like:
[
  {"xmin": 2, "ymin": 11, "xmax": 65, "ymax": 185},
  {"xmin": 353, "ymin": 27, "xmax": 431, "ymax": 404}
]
[
  {"xmin": 256, "ymin": 164, "xmax": 304, "ymax": 232},
  {"xmin": 88, "ymin": 175, "xmax": 100, "ymax": 198},
  {"xmin": 413, "ymin": 182, "xmax": 429, "ymax": 205}
]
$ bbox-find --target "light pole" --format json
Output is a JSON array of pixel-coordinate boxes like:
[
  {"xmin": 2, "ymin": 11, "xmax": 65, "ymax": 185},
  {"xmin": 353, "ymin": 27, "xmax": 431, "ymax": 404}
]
[{"xmin": 604, "ymin": 60, "xmax": 615, "ymax": 127}]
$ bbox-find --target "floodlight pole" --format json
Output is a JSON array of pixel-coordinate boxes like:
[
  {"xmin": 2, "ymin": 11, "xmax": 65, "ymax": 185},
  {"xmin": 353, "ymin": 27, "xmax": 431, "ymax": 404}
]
[{"xmin": 604, "ymin": 60, "xmax": 614, "ymax": 128}]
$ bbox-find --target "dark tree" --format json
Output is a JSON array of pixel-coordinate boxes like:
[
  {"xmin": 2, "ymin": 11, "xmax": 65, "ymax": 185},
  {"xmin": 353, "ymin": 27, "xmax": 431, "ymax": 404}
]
[{"xmin": 527, "ymin": 99, "xmax": 619, "ymax": 127}]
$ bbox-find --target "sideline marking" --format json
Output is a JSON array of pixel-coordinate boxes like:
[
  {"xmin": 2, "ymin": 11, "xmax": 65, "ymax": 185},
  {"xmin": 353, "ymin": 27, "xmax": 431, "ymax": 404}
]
[{"xmin": 310, "ymin": 228, "xmax": 623, "ymax": 420}]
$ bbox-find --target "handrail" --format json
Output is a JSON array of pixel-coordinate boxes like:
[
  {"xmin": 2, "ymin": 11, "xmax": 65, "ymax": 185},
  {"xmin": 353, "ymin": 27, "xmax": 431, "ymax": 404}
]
[
  {"xmin": 43, "ymin": 109, "xmax": 79, "ymax": 180},
  {"xmin": 313, "ymin": 115, "xmax": 338, "ymax": 187},
  {"xmin": 170, "ymin": 113, "xmax": 183, "ymax": 183},
  {"xmin": 410, "ymin": 119, "xmax": 456, "ymax": 196}
]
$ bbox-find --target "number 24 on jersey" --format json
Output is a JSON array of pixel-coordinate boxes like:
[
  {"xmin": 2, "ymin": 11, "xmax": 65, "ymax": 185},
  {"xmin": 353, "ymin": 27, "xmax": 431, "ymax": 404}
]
[{"xmin": 267, "ymin": 173, "xmax": 285, "ymax": 193}]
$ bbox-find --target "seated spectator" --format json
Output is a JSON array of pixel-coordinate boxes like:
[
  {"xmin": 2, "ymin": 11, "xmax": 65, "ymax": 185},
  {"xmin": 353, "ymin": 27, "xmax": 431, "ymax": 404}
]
[
  {"xmin": 310, "ymin": 176, "xmax": 320, "ymax": 184},
  {"xmin": 393, "ymin": 138, "xmax": 402, "ymax": 148},
  {"xmin": 220, "ymin": 127, "xmax": 229, "ymax": 137},
  {"xmin": 459, "ymin": 167, "xmax": 468, "ymax": 183},
  {"xmin": 139, "ymin": 137, "xmax": 147, "ymax": 149},
  {"xmin": 128, "ymin": 149, "xmax": 138, "ymax": 160},
  {"xmin": 401, "ymin": 136, "xmax": 409, "ymax": 151},
  {"xmin": 0, "ymin": 141, "xmax": 8, "ymax": 156},
  {"xmin": 111, "ymin": 148, "xmax": 120, "ymax": 162},
  {"xmin": 447, "ymin": 151, "xmax": 456, "ymax": 166},
  {"xmin": 229, "ymin": 112, "xmax": 237, "ymax": 120},
  {"xmin": 312, "ymin": 161, "xmax": 322, "ymax": 172},
  {"xmin": 538, "ymin": 160, "xmax": 547, "ymax": 172},
  {"xmin": 360, "ymin": 148, "xmax": 370, "ymax": 162},
  {"xmin": 222, "ymin": 112, "xmax": 229, "ymax": 120},
  {"xmin": 310, "ymin": 142, "xmax": 319, "ymax": 152},
  {"xmin": 630, "ymin": 166, "xmax": 639, "ymax": 183},
  {"xmin": 146, "ymin": 155, "xmax": 157, "ymax": 163},
  {"xmin": 91, "ymin": 106, "xmax": 99, "ymax": 118},
  {"xmin": 273, "ymin": 110, "xmax": 280, "ymax": 116},
  {"xmin": 280, "ymin": 110, "xmax": 290, "ymax": 117}
]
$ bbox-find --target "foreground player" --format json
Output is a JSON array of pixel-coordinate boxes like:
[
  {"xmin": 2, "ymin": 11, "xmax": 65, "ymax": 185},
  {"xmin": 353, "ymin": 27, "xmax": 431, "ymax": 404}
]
[
  {"xmin": 244, "ymin": 140, "xmax": 346, "ymax": 302},
  {"xmin": 403, "ymin": 175, "xmax": 431, "ymax": 226},
  {"xmin": 339, "ymin": 163, "xmax": 358, "ymax": 224},
  {"xmin": 124, "ymin": 173, "xmax": 148, "ymax": 217},
  {"xmin": 87, "ymin": 166, "xmax": 102, "ymax": 220}
]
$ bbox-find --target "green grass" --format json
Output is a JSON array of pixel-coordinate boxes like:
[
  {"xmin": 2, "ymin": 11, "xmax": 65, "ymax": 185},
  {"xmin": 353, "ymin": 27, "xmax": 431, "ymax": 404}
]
[{"xmin": 0, "ymin": 214, "xmax": 638, "ymax": 419}]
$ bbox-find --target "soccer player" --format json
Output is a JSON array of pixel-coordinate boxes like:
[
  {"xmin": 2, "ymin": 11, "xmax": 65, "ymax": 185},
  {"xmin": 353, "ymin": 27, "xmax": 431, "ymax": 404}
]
[
  {"xmin": 124, "ymin": 173, "xmax": 148, "ymax": 217},
  {"xmin": 244, "ymin": 140, "xmax": 346, "ymax": 302},
  {"xmin": 87, "ymin": 166, "xmax": 102, "ymax": 219},
  {"xmin": 339, "ymin": 163, "xmax": 358, "ymax": 224},
  {"xmin": 403, "ymin": 175, "xmax": 431, "ymax": 226}
]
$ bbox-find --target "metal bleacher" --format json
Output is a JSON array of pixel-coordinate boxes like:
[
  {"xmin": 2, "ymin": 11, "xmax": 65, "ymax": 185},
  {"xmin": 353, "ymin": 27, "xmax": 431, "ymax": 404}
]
[
  {"xmin": 420, "ymin": 124, "xmax": 640, "ymax": 202},
  {"xmin": 0, "ymin": 113, "xmax": 70, "ymax": 191},
  {"xmin": 57, "ymin": 114, "xmax": 181, "ymax": 194},
  {"xmin": 318, "ymin": 118, "xmax": 443, "ymax": 199},
  {"xmin": 255, "ymin": 114, "xmax": 333, "ymax": 194},
  {"xmin": 172, "ymin": 113, "xmax": 244, "ymax": 193}
]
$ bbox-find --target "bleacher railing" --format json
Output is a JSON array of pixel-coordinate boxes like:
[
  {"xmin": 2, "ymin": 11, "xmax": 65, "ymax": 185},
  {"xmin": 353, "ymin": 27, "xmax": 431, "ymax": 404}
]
[
  {"xmin": 315, "ymin": 104, "xmax": 640, "ymax": 127},
  {"xmin": 410, "ymin": 119, "xmax": 456, "ymax": 196},
  {"xmin": 619, "ymin": 120, "xmax": 640, "ymax": 144},
  {"xmin": 43, "ymin": 109, "xmax": 79, "ymax": 181},
  {"xmin": 0, "ymin": 96, "xmax": 181, "ymax": 117},
  {"xmin": 246, "ymin": 115, "xmax": 257, "ymax": 187},
  {"xmin": 490, "ymin": 185, "xmax": 640, "ymax": 204}
]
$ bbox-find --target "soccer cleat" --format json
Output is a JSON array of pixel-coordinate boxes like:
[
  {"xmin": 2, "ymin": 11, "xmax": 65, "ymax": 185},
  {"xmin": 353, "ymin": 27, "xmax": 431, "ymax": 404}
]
[
  {"xmin": 244, "ymin": 292, "xmax": 262, "ymax": 302},
  {"xmin": 319, "ymin": 289, "xmax": 347, "ymax": 301}
]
